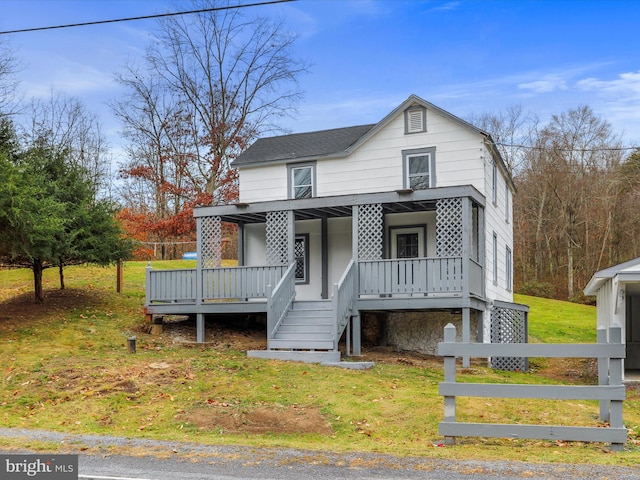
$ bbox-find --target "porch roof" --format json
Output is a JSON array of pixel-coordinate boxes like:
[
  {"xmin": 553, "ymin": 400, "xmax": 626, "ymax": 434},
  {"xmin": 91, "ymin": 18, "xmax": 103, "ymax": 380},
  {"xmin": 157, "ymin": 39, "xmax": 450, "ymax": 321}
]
[
  {"xmin": 195, "ymin": 185, "xmax": 485, "ymax": 224},
  {"xmin": 584, "ymin": 257, "xmax": 640, "ymax": 295}
]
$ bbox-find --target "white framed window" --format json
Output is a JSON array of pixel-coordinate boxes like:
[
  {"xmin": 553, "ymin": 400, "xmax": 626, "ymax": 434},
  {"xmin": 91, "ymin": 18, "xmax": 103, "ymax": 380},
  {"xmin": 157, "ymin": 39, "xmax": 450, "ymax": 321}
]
[
  {"xmin": 402, "ymin": 147, "xmax": 436, "ymax": 190},
  {"xmin": 505, "ymin": 183, "xmax": 510, "ymax": 223},
  {"xmin": 492, "ymin": 161, "xmax": 498, "ymax": 205},
  {"xmin": 404, "ymin": 106, "xmax": 426, "ymax": 134},
  {"xmin": 294, "ymin": 234, "xmax": 309, "ymax": 284},
  {"xmin": 493, "ymin": 232, "xmax": 498, "ymax": 286},
  {"xmin": 506, "ymin": 246, "xmax": 512, "ymax": 291},
  {"xmin": 288, "ymin": 163, "xmax": 316, "ymax": 199},
  {"xmin": 390, "ymin": 226, "xmax": 426, "ymax": 259}
]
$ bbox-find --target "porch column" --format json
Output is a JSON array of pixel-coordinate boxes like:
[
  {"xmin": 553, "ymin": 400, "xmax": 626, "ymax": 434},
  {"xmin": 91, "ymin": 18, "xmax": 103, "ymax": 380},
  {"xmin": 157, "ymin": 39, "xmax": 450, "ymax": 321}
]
[
  {"xmin": 237, "ymin": 223, "xmax": 245, "ymax": 266},
  {"xmin": 462, "ymin": 307, "xmax": 471, "ymax": 368},
  {"xmin": 195, "ymin": 215, "xmax": 222, "ymax": 344},
  {"xmin": 461, "ymin": 198, "xmax": 473, "ymax": 368}
]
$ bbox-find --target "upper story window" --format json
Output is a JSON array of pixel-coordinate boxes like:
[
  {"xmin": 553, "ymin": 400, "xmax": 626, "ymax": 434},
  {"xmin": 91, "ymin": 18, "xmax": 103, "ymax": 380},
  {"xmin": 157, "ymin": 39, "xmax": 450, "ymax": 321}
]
[
  {"xmin": 492, "ymin": 161, "xmax": 498, "ymax": 205},
  {"xmin": 288, "ymin": 162, "xmax": 316, "ymax": 199},
  {"xmin": 402, "ymin": 147, "xmax": 436, "ymax": 190},
  {"xmin": 404, "ymin": 106, "xmax": 427, "ymax": 134},
  {"xmin": 505, "ymin": 183, "xmax": 510, "ymax": 223}
]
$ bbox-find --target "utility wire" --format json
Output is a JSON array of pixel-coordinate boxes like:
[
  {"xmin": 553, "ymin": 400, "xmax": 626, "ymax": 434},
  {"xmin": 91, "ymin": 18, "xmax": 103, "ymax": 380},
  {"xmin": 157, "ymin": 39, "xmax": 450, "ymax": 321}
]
[
  {"xmin": 0, "ymin": 0, "xmax": 295, "ymax": 35},
  {"xmin": 494, "ymin": 142, "xmax": 639, "ymax": 153}
]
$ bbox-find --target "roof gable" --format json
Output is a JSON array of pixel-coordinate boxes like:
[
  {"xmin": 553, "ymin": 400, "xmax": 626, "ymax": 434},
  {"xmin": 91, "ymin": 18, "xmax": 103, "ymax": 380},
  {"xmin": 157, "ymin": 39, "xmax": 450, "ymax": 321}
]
[{"xmin": 233, "ymin": 94, "xmax": 514, "ymax": 191}]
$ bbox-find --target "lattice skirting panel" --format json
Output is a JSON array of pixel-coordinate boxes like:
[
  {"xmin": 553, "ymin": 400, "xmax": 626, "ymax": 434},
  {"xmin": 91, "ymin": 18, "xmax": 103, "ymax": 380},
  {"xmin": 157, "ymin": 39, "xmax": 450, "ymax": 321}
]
[{"xmin": 490, "ymin": 305, "xmax": 529, "ymax": 372}]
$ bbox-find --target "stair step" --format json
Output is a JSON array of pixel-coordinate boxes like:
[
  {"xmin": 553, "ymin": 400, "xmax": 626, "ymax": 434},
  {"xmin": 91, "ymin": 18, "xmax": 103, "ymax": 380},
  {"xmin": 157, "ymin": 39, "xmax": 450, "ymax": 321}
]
[
  {"xmin": 277, "ymin": 325, "xmax": 333, "ymax": 334},
  {"xmin": 291, "ymin": 301, "xmax": 332, "ymax": 311},
  {"xmin": 268, "ymin": 339, "xmax": 335, "ymax": 350},
  {"xmin": 285, "ymin": 310, "xmax": 333, "ymax": 318},
  {"xmin": 282, "ymin": 316, "xmax": 333, "ymax": 324},
  {"xmin": 276, "ymin": 332, "xmax": 333, "ymax": 339}
]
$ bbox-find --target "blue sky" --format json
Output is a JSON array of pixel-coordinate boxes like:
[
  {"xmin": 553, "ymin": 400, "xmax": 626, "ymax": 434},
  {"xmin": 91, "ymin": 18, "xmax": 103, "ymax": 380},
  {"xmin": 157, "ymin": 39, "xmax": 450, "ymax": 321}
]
[{"xmin": 2, "ymin": 0, "xmax": 640, "ymax": 160}]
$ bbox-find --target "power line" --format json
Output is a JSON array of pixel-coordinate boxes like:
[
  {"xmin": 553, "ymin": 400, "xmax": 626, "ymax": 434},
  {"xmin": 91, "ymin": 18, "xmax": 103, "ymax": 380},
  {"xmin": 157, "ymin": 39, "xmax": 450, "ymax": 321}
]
[
  {"xmin": 494, "ymin": 142, "xmax": 639, "ymax": 153},
  {"xmin": 0, "ymin": 0, "xmax": 295, "ymax": 35}
]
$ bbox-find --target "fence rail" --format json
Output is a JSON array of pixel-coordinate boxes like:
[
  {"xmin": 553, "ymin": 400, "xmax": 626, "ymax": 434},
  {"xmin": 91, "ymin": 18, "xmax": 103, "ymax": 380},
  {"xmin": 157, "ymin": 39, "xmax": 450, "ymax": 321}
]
[{"xmin": 437, "ymin": 323, "xmax": 627, "ymax": 451}]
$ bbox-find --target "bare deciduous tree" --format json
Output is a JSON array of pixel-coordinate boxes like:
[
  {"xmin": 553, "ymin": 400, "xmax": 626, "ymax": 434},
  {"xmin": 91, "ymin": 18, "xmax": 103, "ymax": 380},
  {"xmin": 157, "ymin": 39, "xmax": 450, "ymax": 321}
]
[{"xmin": 25, "ymin": 91, "xmax": 110, "ymax": 197}]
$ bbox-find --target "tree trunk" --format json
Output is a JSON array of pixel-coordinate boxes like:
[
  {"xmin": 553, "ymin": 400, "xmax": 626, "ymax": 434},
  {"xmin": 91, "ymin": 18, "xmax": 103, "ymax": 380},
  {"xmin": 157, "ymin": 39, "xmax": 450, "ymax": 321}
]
[
  {"xmin": 59, "ymin": 260, "xmax": 65, "ymax": 290},
  {"xmin": 33, "ymin": 259, "xmax": 44, "ymax": 304}
]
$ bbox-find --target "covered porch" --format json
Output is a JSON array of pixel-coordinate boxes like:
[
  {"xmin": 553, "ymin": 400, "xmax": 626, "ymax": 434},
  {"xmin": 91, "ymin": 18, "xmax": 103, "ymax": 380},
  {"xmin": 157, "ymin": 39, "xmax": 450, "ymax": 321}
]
[{"xmin": 145, "ymin": 185, "xmax": 487, "ymax": 361}]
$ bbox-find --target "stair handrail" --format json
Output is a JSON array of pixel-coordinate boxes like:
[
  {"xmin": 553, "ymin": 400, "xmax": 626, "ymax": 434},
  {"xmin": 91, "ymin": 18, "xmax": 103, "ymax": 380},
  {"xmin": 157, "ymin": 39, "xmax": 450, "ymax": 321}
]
[
  {"xmin": 267, "ymin": 262, "xmax": 297, "ymax": 340},
  {"xmin": 332, "ymin": 259, "xmax": 357, "ymax": 351}
]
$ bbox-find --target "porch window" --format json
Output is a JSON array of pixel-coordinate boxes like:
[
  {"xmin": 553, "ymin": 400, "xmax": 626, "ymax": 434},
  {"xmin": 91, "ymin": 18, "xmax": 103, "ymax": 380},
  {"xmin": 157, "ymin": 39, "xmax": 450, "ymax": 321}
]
[
  {"xmin": 402, "ymin": 147, "xmax": 436, "ymax": 190},
  {"xmin": 294, "ymin": 234, "xmax": 309, "ymax": 283},
  {"xmin": 390, "ymin": 225, "xmax": 426, "ymax": 259},
  {"xmin": 288, "ymin": 163, "xmax": 316, "ymax": 199}
]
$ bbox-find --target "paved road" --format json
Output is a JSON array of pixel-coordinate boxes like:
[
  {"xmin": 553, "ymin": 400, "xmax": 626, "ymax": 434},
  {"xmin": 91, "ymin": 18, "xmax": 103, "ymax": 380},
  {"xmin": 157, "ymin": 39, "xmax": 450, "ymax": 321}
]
[{"xmin": 1, "ymin": 428, "xmax": 639, "ymax": 480}]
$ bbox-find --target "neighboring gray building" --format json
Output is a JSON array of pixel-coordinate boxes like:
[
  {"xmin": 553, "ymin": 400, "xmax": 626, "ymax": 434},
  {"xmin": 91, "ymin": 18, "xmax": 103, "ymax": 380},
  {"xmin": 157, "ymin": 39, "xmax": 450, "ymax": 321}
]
[{"xmin": 584, "ymin": 257, "xmax": 640, "ymax": 372}]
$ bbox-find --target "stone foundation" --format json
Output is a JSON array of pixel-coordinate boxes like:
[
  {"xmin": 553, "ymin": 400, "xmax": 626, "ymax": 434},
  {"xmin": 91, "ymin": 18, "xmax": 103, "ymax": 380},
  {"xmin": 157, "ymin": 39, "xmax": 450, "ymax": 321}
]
[{"xmin": 362, "ymin": 311, "xmax": 471, "ymax": 355}]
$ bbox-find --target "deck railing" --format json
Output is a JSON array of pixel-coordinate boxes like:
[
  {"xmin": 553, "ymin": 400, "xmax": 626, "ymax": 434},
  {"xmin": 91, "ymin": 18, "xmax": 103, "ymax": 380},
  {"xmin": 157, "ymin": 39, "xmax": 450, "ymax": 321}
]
[
  {"xmin": 146, "ymin": 265, "xmax": 287, "ymax": 304},
  {"xmin": 202, "ymin": 265, "xmax": 287, "ymax": 299},
  {"xmin": 266, "ymin": 263, "xmax": 297, "ymax": 339},
  {"xmin": 332, "ymin": 259, "xmax": 357, "ymax": 351},
  {"xmin": 146, "ymin": 268, "xmax": 197, "ymax": 304},
  {"xmin": 358, "ymin": 257, "xmax": 464, "ymax": 296},
  {"xmin": 146, "ymin": 256, "xmax": 484, "ymax": 305}
]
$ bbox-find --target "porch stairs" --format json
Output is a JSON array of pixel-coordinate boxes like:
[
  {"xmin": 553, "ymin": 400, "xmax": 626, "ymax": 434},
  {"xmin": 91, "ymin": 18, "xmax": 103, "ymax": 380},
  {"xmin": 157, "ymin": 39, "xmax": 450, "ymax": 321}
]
[{"xmin": 248, "ymin": 300, "xmax": 342, "ymax": 363}]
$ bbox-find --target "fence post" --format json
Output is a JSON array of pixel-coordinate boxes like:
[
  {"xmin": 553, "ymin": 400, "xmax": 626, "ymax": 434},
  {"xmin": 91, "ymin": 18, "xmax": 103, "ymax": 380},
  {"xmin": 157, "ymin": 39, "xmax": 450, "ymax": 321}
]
[
  {"xmin": 597, "ymin": 325, "xmax": 609, "ymax": 423},
  {"xmin": 609, "ymin": 323, "xmax": 625, "ymax": 452},
  {"xmin": 443, "ymin": 323, "xmax": 457, "ymax": 445},
  {"xmin": 145, "ymin": 263, "xmax": 152, "ymax": 306}
]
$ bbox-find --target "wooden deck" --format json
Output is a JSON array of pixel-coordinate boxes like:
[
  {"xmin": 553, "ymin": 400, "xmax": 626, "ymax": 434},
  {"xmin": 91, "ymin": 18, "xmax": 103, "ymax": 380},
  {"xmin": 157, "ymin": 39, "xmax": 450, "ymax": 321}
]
[{"xmin": 144, "ymin": 256, "xmax": 487, "ymax": 358}]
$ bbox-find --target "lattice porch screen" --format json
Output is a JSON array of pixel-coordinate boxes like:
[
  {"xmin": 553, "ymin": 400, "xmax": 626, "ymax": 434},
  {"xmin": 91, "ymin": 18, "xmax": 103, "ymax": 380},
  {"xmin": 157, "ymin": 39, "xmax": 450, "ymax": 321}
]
[
  {"xmin": 357, "ymin": 203, "xmax": 383, "ymax": 261},
  {"xmin": 490, "ymin": 305, "xmax": 529, "ymax": 372},
  {"xmin": 266, "ymin": 210, "xmax": 290, "ymax": 266},
  {"xmin": 199, "ymin": 215, "xmax": 222, "ymax": 268},
  {"xmin": 436, "ymin": 197, "xmax": 463, "ymax": 257}
]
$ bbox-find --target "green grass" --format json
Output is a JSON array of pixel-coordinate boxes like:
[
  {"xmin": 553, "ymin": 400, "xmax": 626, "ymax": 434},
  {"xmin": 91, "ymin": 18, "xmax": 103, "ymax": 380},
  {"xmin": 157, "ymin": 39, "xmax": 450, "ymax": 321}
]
[{"xmin": 0, "ymin": 262, "xmax": 639, "ymax": 465}]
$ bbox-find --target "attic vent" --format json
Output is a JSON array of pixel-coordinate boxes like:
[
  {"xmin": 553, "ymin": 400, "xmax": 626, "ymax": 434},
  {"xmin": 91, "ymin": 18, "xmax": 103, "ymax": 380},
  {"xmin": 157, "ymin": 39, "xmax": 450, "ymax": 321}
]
[{"xmin": 405, "ymin": 107, "xmax": 426, "ymax": 134}]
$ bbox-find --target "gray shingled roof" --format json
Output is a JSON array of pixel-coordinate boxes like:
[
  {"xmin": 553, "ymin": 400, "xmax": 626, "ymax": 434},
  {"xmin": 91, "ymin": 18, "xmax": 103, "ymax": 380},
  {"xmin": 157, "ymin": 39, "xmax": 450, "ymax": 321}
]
[{"xmin": 232, "ymin": 124, "xmax": 376, "ymax": 167}]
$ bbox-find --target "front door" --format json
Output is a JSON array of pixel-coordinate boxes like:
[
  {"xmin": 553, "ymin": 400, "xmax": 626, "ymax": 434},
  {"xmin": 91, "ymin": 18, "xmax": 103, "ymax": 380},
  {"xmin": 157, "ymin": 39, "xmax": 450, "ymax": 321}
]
[{"xmin": 626, "ymin": 293, "xmax": 640, "ymax": 370}]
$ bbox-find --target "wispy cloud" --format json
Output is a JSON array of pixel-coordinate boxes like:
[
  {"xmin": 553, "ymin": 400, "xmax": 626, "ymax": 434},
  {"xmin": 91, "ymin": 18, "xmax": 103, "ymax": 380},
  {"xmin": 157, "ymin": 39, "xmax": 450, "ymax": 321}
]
[
  {"xmin": 577, "ymin": 71, "xmax": 640, "ymax": 97},
  {"xmin": 518, "ymin": 75, "xmax": 569, "ymax": 93}
]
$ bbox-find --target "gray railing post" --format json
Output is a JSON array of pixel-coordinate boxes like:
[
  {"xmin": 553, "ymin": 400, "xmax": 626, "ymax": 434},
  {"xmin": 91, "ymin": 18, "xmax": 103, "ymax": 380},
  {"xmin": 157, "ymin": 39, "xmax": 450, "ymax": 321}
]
[
  {"xmin": 609, "ymin": 323, "xmax": 625, "ymax": 452},
  {"xmin": 597, "ymin": 325, "xmax": 609, "ymax": 423},
  {"xmin": 443, "ymin": 323, "xmax": 457, "ymax": 445},
  {"xmin": 145, "ymin": 263, "xmax": 152, "ymax": 305},
  {"xmin": 266, "ymin": 284, "xmax": 274, "ymax": 341},
  {"xmin": 332, "ymin": 282, "xmax": 339, "ymax": 352}
]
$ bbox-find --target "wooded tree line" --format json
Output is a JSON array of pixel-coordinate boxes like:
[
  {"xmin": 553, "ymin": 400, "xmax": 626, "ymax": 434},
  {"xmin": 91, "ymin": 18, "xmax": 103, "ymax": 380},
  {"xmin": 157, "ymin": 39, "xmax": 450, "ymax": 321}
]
[{"xmin": 471, "ymin": 106, "xmax": 640, "ymax": 301}]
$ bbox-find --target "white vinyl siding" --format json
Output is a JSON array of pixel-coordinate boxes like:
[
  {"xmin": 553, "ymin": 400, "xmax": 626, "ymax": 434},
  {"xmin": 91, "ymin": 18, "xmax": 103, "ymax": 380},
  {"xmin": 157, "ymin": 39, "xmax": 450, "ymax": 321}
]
[{"xmin": 238, "ymin": 109, "xmax": 488, "ymax": 202}]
